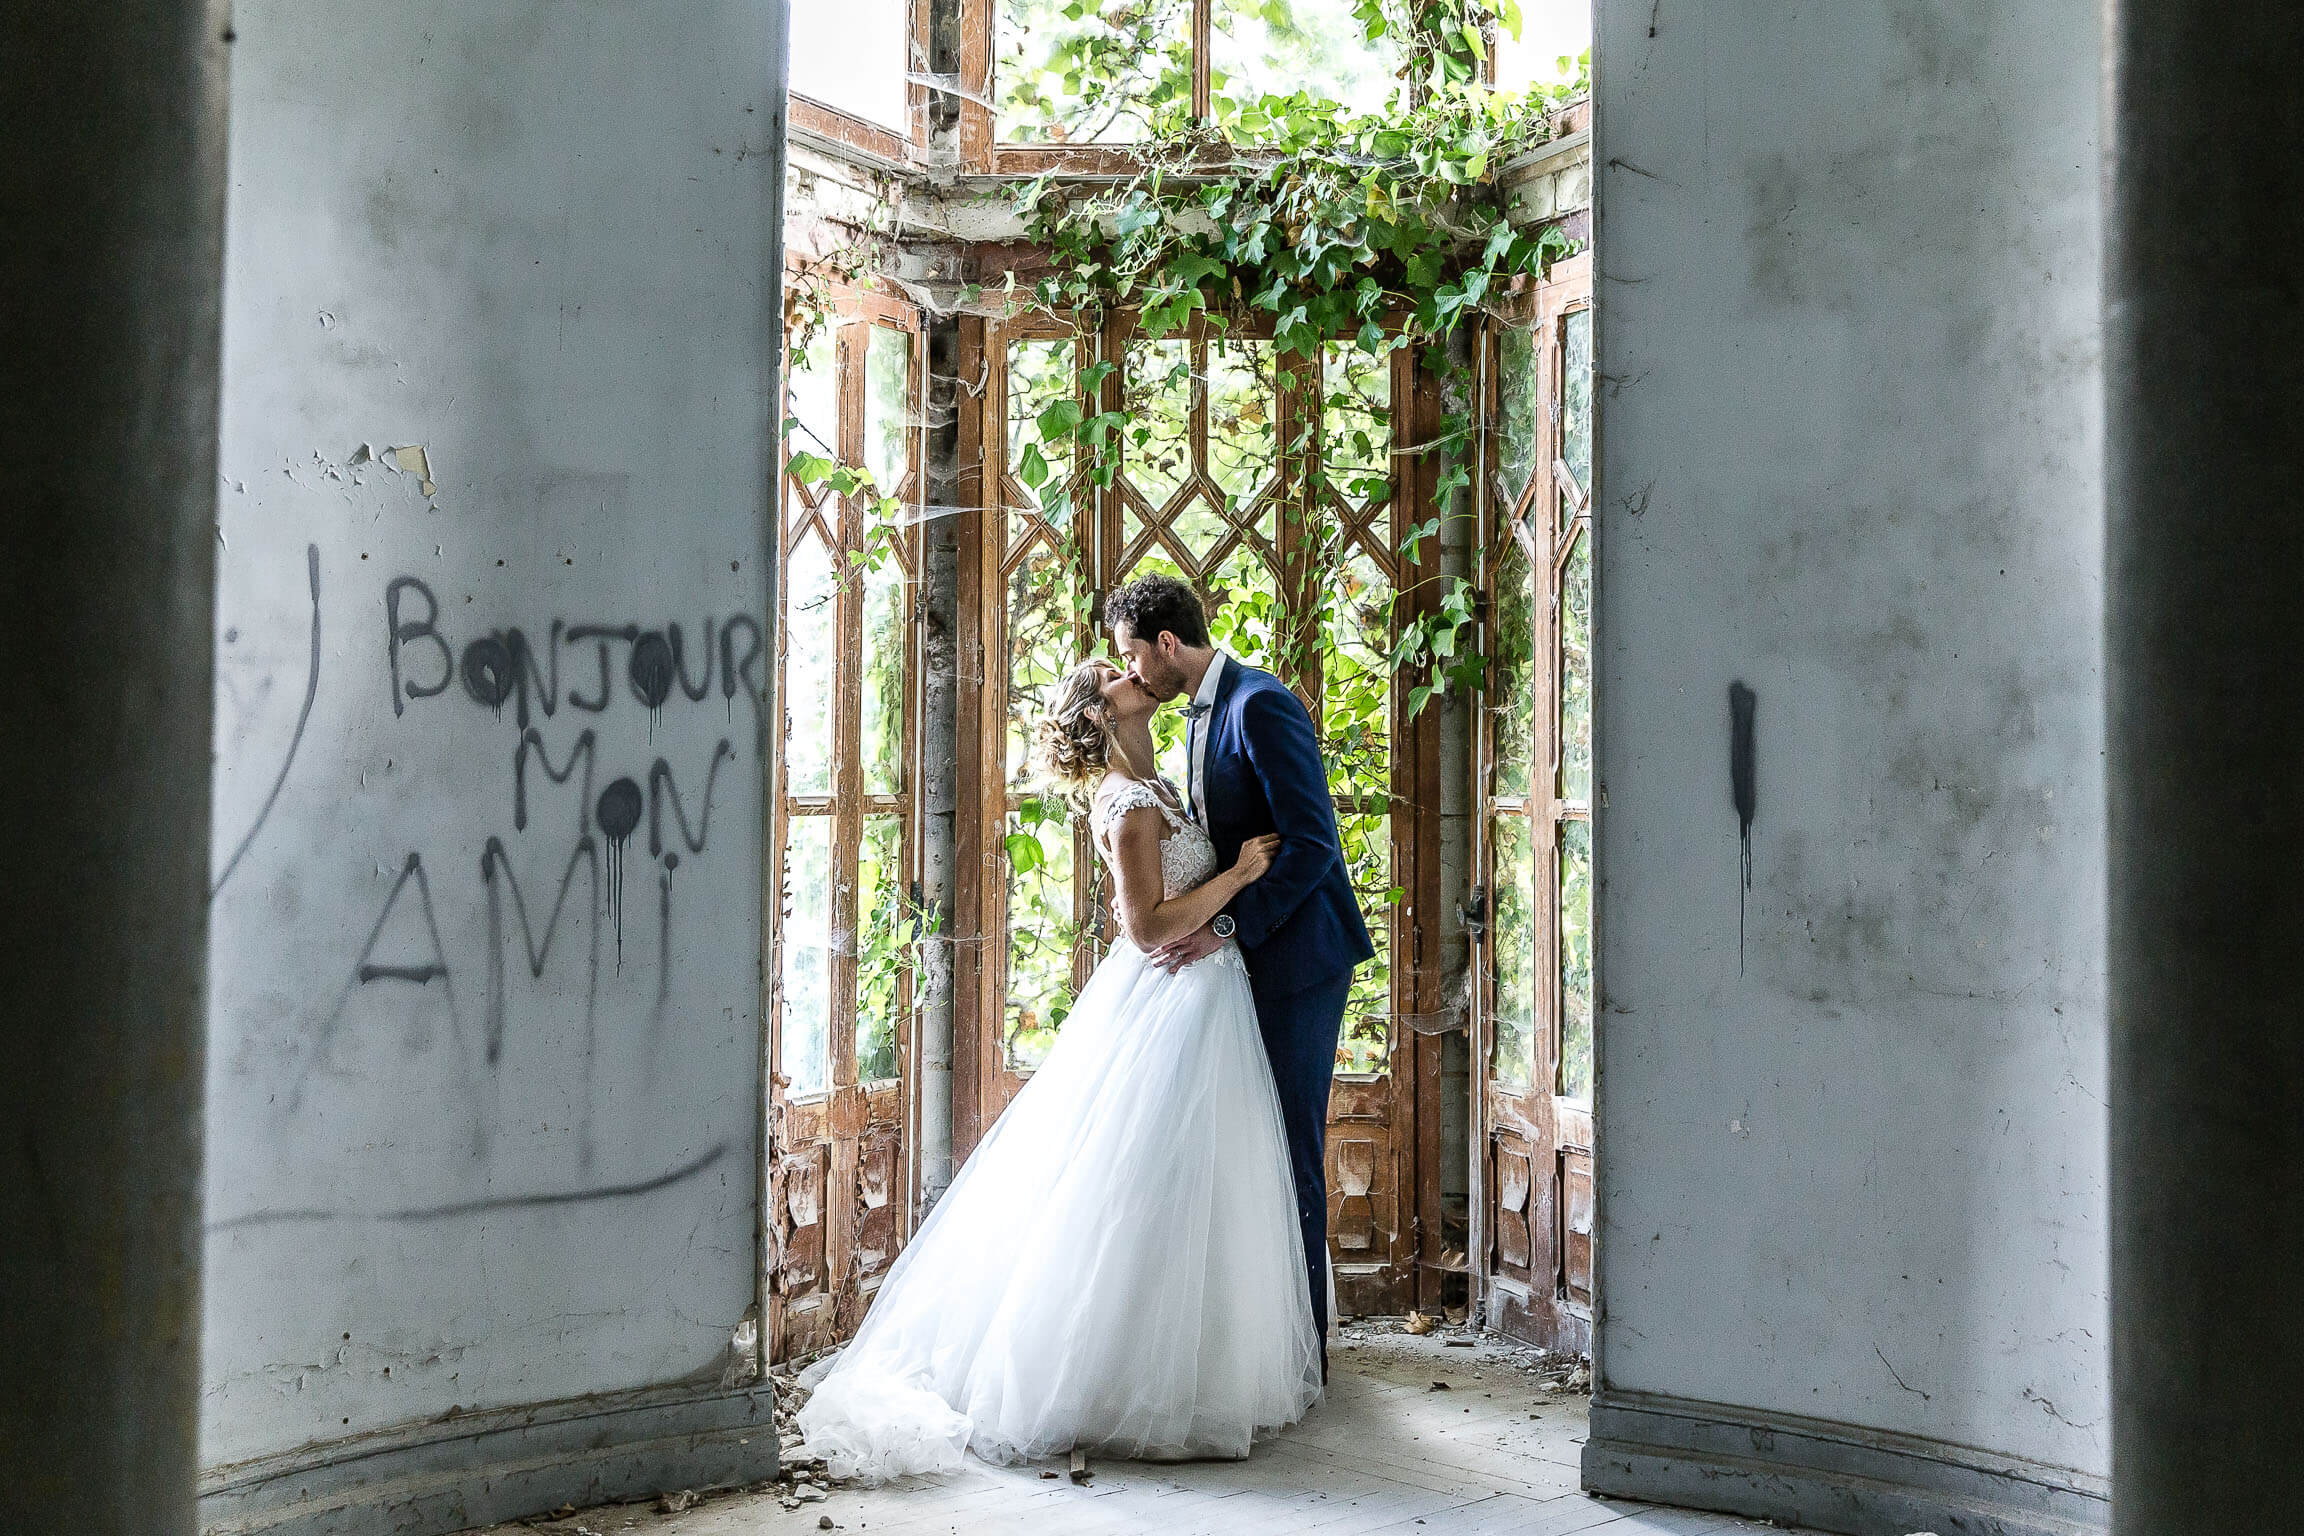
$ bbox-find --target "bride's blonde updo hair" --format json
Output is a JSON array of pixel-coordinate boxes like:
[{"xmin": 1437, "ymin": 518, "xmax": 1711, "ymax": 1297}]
[{"xmin": 1035, "ymin": 662, "xmax": 1115, "ymax": 796}]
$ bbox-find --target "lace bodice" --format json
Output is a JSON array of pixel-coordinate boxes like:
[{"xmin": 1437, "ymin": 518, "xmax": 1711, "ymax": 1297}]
[{"xmin": 1090, "ymin": 777, "xmax": 1217, "ymax": 901}]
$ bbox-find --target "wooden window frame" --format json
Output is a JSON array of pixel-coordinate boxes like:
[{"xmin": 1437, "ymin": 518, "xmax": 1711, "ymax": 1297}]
[
  {"xmin": 767, "ymin": 282, "xmax": 928, "ymax": 1362},
  {"xmin": 1468, "ymin": 249, "xmax": 1595, "ymax": 1350},
  {"xmin": 952, "ymin": 309, "xmax": 1453, "ymax": 1316}
]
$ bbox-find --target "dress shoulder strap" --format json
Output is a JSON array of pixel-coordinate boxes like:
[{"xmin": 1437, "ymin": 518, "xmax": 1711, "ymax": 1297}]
[{"xmin": 1090, "ymin": 778, "xmax": 1177, "ymax": 842}]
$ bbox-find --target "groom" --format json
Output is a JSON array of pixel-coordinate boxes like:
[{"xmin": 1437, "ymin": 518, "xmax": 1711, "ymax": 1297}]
[{"xmin": 1106, "ymin": 574, "xmax": 1375, "ymax": 1371}]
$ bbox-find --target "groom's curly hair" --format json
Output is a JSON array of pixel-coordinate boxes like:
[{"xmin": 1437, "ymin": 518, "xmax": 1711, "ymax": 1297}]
[{"xmin": 1104, "ymin": 573, "xmax": 1208, "ymax": 648}]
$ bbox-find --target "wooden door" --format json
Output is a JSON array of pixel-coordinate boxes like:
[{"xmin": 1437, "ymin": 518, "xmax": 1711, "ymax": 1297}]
[
  {"xmin": 767, "ymin": 284, "xmax": 926, "ymax": 1362},
  {"xmin": 954, "ymin": 312, "xmax": 1450, "ymax": 1318},
  {"xmin": 1472, "ymin": 254, "xmax": 1596, "ymax": 1352}
]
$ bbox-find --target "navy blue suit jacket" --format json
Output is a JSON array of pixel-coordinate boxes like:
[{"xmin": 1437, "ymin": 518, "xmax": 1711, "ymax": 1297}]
[{"xmin": 1194, "ymin": 659, "xmax": 1376, "ymax": 996}]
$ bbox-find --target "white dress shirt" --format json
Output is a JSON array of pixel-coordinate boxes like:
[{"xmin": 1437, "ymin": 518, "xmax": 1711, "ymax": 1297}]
[{"xmin": 1187, "ymin": 651, "xmax": 1228, "ymax": 826}]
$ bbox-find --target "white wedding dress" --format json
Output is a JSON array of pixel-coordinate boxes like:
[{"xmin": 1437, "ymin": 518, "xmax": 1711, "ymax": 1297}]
[{"xmin": 795, "ymin": 776, "xmax": 1322, "ymax": 1481}]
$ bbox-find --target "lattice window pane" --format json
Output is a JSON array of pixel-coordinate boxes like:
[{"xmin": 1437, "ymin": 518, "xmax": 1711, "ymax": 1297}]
[
  {"xmin": 1006, "ymin": 544, "xmax": 1078, "ymax": 788},
  {"xmin": 862, "ymin": 547, "xmax": 907, "ymax": 797},
  {"xmin": 865, "ymin": 322, "xmax": 911, "ymax": 498},
  {"xmin": 1497, "ymin": 325, "xmax": 1541, "ymax": 509},
  {"xmin": 996, "ymin": 0, "xmax": 1192, "ymax": 144},
  {"xmin": 1323, "ymin": 343, "xmax": 1392, "ymax": 519},
  {"xmin": 787, "ymin": 325, "xmax": 840, "ymax": 525},
  {"xmin": 1004, "ymin": 799, "xmax": 1078, "ymax": 1071},
  {"xmin": 1007, "ymin": 338, "xmax": 1076, "ymax": 546},
  {"xmin": 1562, "ymin": 308, "xmax": 1593, "ymax": 494},
  {"xmin": 1322, "ymin": 543, "xmax": 1392, "ymax": 803},
  {"xmin": 1489, "ymin": 810, "xmax": 1539, "ymax": 1091},
  {"xmin": 781, "ymin": 814, "xmax": 834, "ymax": 1098},
  {"xmin": 1557, "ymin": 817, "xmax": 1593, "ymax": 1101},
  {"xmin": 855, "ymin": 814, "xmax": 906, "ymax": 1083},
  {"xmin": 1208, "ymin": 340, "xmax": 1278, "ymax": 519},
  {"xmin": 1124, "ymin": 337, "xmax": 1192, "ymax": 514},
  {"xmin": 1339, "ymin": 810, "xmax": 1394, "ymax": 1074},
  {"xmin": 1559, "ymin": 526, "xmax": 1591, "ymax": 803},
  {"xmin": 1489, "ymin": 535, "xmax": 1538, "ymax": 800},
  {"xmin": 783, "ymin": 532, "xmax": 840, "ymax": 797}
]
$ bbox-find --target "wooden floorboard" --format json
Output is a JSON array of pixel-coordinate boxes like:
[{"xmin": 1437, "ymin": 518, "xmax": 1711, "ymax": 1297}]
[{"xmin": 468, "ymin": 1330, "xmax": 1825, "ymax": 1536}]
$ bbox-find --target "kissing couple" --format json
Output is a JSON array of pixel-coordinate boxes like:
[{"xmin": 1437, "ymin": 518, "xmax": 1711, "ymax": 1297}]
[{"xmin": 798, "ymin": 572, "xmax": 1376, "ymax": 1479}]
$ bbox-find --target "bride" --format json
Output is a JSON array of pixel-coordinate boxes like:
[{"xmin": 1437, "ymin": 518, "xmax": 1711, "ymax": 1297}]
[{"xmin": 795, "ymin": 658, "xmax": 1324, "ymax": 1480}]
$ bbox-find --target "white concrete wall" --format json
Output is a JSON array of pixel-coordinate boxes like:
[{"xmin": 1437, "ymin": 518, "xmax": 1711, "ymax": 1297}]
[
  {"xmin": 1592, "ymin": 0, "xmax": 2107, "ymax": 1482},
  {"xmin": 203, "ymin": 0, "xmax": 781, "ymax": 1469}
]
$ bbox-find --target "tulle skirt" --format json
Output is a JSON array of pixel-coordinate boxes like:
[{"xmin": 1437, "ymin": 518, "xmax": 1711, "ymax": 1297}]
[{"xmin": 794, "ymin": 939, "xmax": 1323, "ymax": 1482}]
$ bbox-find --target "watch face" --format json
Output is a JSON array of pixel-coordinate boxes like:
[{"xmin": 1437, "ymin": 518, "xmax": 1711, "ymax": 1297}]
[{"xmin": 1212, "ymin": 916, "xmax": 1235, "ymax": 938}]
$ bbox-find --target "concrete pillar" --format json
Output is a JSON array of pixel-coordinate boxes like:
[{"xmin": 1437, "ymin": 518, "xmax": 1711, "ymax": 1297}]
[
  {"xmin": 0, "ymin": 4, "xmax": 229, "ymax": 1532},
  {"xmin": 2105, "ymin": 4, "xmax": 2304, "ymax": 1530}
]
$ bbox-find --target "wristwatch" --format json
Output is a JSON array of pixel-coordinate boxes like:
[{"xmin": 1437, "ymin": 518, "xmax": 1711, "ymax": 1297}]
[{"xmin": 1211, "ymin": 915, "xmax": 1236, "ymax": 940}]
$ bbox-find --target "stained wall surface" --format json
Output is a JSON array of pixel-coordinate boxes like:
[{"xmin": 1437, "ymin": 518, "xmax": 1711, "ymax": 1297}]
[
  {"xmin": 202, "ymin": 0, "xmax": 782, "ymax": 1468},
  {"xmin": 1592, "ymin": 0, "xmax": 2108, "ymax": 1480}
]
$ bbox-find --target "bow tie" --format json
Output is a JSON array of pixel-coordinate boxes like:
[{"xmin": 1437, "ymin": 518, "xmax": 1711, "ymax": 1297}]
[{"xmin": 1182, "ymin": 702, "xmax": 1212, "ymax": 721}]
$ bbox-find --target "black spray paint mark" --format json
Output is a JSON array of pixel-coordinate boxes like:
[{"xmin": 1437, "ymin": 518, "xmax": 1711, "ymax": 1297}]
[
  {"xmin": 460, "ymin": 632, "xmax": 516, "ymax": 716},
  {"xmin": 514, "ymin": 727, "xmax": 597, "ymax": 834},
  {"xmin": 300, "ymin": 853, "xmax": 477, "ymax": 1118},
  {"xmin": 650, "ymin": 851, "xmax": 679, "ymax": 1066},
  {"xmin": 629, "ymin": 631, "xmax": 675, "ymax": 709},
  {"xmin": 649, "ymin": 739, "xmax": 736, "ymax": 857},
  {"xmin": 385, "ymin": 576, "xmax": 453, "ymax": 715},
  {"xmin": 565, "ymin": 623, "xmax": 640, "ymax": 712},
  {"xmin": 203, "ymin": 1141, "xmax": 730, "ymax": 1231},
  {"xmin": 720, "ymin": 613, "xmax": 765, "ymax": 723},
  {"xmin": 669, "ymin": 620, "xmax": 715, "ymax": 701},
  {"xmin": 596, "ymin": 776, "xmax": 644, "ymax": 967},
  {"xmin": 482, "ymin": 835, "xmax": 602, "ymax": 1169},
  {"xmin": 213, "ymin": 543, "xmax": 321, "ymax": 896},
  {"xmin": 1730, "ymin": 680, "xmax": 1757, "ymax": 973}
]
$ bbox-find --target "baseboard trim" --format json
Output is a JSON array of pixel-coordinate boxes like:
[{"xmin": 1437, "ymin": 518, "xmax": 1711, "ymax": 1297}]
[
  {"xmin": 1581, "ymin": 1390, "xmax": 2109, "ymax": 1536},
  {"xmin": 199, "ymin": 1383, "xmax": 780, "ymax": 1536}
]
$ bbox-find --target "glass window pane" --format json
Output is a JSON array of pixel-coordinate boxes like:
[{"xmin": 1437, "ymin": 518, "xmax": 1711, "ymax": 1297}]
[
  {"xmin": 1123, "ymin": 337, "xmax": 1191, "ymax": 515},
  {"xmin": 1559, "ymin": 525, "xmax": 1591, "ymax": 802},
  {"xmin": 792, "ymin": 0, "xmax": 912, "ymax": 132},
  {"xmin": 1006, "ymin": 544, "xmax": 1077, "ymax": 788},
  {"xmin": 1497, "ymin": 324, "xmax": 1540, "ymax": 508},
  {"xmin": 787, "ymin": 323, "xmax": 840, "ymax": 521},
  {"xmin": 1007, "ymin": 338, "xmax": 1075, "ymax": 524},
  {"xmin": 997, "ymin": 0, "xmax": 1192, "ymax": 143},
  {"xmin": 1208, "ymin": 340, "xmax": 1279, "ymax": 522},
  {"xmin": 856, "ymin": 815, "xmax": 908, "ymax": 1083},
  {"xmin": 1210, "ymin": 0, "xmax": 1399, "ymax": 124},
  {"xmin": 780, "ymin": 815, "xmax": 834, "ymax": 1098},
  {"xmin": 1561, "ymin": 307, "xmax": 1593, "ymax": 493},
  {"xmin": 1004, "ymin": 798, "xmax": 1078, "ymax": 1071},
  {"xmin": 1489, "ymin": 811, "xmax": 1538, "ymax": 1090},
  {"xmin": 1557, "ymin": 817, "xmax": 1593, "ymax": 1101},
  {"xmin": 1493, "ymin": 1, "xmax": 1591, "ymax": 98},
  {"xmin": 1338, "ymin": 811, "xmax": 1394, "ymax": 1074},
  {"xmin": 1322, "ymin": 343, "xmax": 1392, "ymax": 518},
  {"xmin": 1322, "ymin": 544, "xmax": 1391, "ymax": 803},
  {"xmin": 865, "ymin": 323, "xmax": 911, "ymax": 498},
  {"xmin": 783, "ymin": 532, "xmax": 839, "ymax": 797},
  {"xmin": 1489, "ymin": 536, "xmax": 1537, "ymax": 799},
  {"xmin": 862, "ymin": 547, "xmax": 907, "ymax": 796},
  {"xmin": 1206, "ymin": 542, "xmax": 1282, "ymax": 679}
]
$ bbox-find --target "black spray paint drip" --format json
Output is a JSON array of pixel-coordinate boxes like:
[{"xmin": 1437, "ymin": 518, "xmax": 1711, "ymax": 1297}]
[
  {"xmin": 596, "ymin": 776, "xmax": 644, "ymax": 969},
  {"xmin": 1729, "ymin": 680, "xmax": 1757, "ymax": 973}
]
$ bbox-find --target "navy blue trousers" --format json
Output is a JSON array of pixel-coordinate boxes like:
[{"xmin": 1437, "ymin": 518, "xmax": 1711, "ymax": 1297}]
[{"xmin": 1250, "ymin": 968, "xmax": 1352, "ymax": 1357}]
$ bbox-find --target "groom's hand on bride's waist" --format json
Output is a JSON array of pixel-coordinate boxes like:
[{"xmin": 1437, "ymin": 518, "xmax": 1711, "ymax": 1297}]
[{"xmin": 1151, "ymin": 923, "xmax": 1226, "ymax": 973}]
